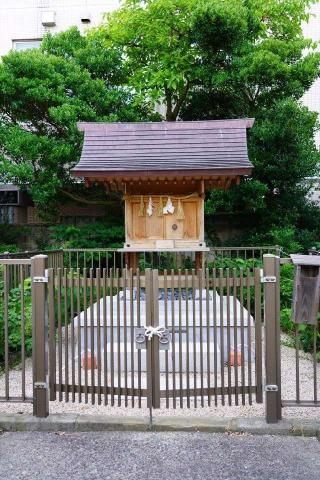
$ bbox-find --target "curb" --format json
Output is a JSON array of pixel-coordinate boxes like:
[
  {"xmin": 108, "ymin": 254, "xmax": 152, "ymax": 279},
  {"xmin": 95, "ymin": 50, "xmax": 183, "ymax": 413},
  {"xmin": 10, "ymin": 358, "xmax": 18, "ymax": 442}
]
[{"xmin": 0, "ymin": 414, "xmax": 320, "ymax": 437}]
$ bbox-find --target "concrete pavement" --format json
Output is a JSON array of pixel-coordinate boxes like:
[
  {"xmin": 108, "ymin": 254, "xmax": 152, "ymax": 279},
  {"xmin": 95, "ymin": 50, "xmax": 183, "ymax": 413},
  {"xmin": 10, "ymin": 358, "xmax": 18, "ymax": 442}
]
[{"xmin": 0, "ymin": 430, "xmax": 320, "ymax": 480}]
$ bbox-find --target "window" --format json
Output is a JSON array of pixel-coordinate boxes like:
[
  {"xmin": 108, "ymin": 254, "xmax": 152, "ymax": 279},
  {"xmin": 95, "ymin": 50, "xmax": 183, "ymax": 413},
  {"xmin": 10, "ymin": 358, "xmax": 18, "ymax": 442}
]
[
  {"xmin": 0, "ymin": 206, "xmax": 15, "ymax": 224},
  {"xmin": 12, "ymin": 39, "xmax": 42, "ymax": 51},
  {"xmin": 0, "ymin": 191, "xmax": 18, "ymax": 205}
]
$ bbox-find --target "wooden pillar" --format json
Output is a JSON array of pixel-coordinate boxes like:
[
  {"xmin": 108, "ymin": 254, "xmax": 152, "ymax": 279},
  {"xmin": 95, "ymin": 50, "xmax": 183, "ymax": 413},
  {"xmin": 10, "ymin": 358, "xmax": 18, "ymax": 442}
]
[
  {"xmin": 264, "ymin": 254, "xmax": 282, "ymax": 423},
  {"xmin": 125, "ymin": 252, "xmax": 138, "ymax": 272},
  {"xmin": 195, "ymin": 252, "xmax": 204, "ymax": 271},
  {"xmin": 31, "ymin": 254, "xmax": 49, "ymax": 418},
  {"xmin": 199, "ymin": 180, "xmax": 205, "ymax": 244}
]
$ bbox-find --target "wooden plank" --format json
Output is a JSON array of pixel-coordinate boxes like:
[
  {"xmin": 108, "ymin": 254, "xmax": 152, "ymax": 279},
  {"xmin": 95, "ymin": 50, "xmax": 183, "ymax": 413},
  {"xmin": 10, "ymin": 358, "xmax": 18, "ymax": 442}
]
[
  {"xmin": 53, "ymin": 275, "xmax": 256, "ymax": 289},
  {"xmin": 0, "ymin": 259, "xmax": 31, "ymax": 265}
]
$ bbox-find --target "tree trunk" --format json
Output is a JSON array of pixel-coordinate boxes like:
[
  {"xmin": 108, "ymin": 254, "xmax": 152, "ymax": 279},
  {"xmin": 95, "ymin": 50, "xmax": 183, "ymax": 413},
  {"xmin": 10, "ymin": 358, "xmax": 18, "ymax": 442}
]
[{"xmin": 165, "ymin": 110, "xmax": 177, "ymax": 121}]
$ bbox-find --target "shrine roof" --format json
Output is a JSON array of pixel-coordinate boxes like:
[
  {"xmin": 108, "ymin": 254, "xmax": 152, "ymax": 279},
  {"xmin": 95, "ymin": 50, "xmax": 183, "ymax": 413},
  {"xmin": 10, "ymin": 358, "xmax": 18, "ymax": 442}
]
[{"xmin": 72, "ymin": 119, "xmax": 254, "ymax": 178}]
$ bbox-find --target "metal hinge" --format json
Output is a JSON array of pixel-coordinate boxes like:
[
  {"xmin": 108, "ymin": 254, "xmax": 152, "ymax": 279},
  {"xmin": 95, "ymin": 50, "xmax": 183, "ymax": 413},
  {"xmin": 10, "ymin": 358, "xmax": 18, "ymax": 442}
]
[
  {"xmin": 260, "ymin": 270, "xmax": 277, "ymax": 284},
  {"xmin": 265, "ymin": 384, "xmax": 278, "ymax": 392},
  {"xmin": 34, "ymin": 382, "xmax": 47, "ymax": 389}
]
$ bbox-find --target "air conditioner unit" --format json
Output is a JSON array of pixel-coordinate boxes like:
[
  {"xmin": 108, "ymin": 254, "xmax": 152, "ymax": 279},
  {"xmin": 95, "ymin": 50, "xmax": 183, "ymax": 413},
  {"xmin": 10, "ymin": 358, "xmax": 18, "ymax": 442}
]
[
  {"xmin": 81, "ymin": 10, "xmax": 91, "ymax": 24},
  {"xmin": 41, "ymin": 11, "xmax": 56, "ymax": 27}
]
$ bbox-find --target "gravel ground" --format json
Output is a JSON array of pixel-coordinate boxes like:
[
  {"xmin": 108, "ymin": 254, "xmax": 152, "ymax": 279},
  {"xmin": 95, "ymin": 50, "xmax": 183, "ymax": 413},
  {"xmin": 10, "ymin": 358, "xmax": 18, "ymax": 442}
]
[
  {"xmin": 1, "ymin": 431, "xmax": 320, "ymax": 480},
  {"xmin": 0, "ymin": 335, "xmax": 319, "ymax": 419}
]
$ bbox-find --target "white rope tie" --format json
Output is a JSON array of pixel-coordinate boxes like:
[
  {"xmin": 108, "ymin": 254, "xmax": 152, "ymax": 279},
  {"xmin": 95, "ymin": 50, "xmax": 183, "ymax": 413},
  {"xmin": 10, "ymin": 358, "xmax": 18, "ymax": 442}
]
[{"xmin": 144, "ymin": 326, "xmax": 166, "ymax": 341}]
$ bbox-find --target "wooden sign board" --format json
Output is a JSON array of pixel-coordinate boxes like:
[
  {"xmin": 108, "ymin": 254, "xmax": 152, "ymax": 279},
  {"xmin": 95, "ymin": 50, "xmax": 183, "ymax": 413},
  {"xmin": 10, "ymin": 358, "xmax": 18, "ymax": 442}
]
[{"xmin": 291, "ymin": 259, "xmax": 320, "ymax": 325}]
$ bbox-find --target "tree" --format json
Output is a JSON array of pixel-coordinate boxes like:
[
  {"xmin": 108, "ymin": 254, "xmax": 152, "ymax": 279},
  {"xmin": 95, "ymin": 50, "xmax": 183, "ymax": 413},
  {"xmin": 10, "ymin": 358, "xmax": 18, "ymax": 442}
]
[
  {"xmin": 101, "ymin": 0, "xmax": 250, "ymax": 120},
  {"xmin": 0, "ymin": 28, "xmax": 155, "ymax": 217},
  {"xmin": 100, "ymin": 0, "xmax": 320, "ymax": 249},
  {"xmin": 204, "ymin": 99, "xmax": 320, "ymax": 248},
  {"xmin": 101, "ymin": 0, "xmax": 320, "ymax": 120}
]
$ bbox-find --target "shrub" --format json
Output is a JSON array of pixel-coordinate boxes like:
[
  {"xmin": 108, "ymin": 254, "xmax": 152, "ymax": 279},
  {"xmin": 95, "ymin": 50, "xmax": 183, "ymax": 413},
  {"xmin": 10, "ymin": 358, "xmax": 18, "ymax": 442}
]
[
  {"xmin": 0, "ymin": 244, "xmax": 21, "ymax": 254},
  {"xmin": 0, "ymin": 225, "xmax": 29, "ymax": 247},
  {"xmin": 0, "ymin": 270, "xmax": 32, "ymax": 365},
  {"xmin": 298, "ymin": 323, "xmax": 320, "ymax": 355},
  {"xmin": 280, "ymin": 308, "xmax": 294, "ymax": 334},
  {"xmin": 280, "ymin": 263, "xmax": 294, "ymax": 309},
  {"xmin": 49, "ymin": 221, "xmax": 125, "ymax": 249},
  {"xmin": 208, "ymin": 256, "xmax": 262, "ymax": 271},
  {"xmin": 244, "ymin": 226, "xmax": 303, "ymax": 255}
]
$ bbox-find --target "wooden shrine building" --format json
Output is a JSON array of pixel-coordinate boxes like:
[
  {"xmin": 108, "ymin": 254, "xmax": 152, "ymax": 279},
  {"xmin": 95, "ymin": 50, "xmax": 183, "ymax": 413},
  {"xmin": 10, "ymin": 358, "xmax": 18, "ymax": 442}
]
[{"xmin": 72, "ymin": 119, "xmax": 254, "ymax": 268}]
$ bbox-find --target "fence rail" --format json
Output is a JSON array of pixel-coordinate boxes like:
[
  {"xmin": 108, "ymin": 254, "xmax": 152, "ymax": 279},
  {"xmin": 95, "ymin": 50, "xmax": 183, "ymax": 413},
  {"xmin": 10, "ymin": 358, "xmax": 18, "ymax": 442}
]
[
  {"xmin": 0, "ymin": 259, "xmax": 32, "ymax": 404},
  {"xmin": 0, "ymin": 246, "xmax": 281, "ymax": 290}
]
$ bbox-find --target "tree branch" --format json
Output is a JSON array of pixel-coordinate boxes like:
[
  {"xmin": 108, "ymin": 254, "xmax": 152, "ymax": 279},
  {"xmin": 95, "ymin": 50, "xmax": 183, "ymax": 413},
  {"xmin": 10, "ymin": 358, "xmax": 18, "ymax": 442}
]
[
  {"xmin": 164, "ymin": 86, "xmax": 174, "ymax": 121},
  {"xmin": 172, "ymin": 80, "xmax": 190, "ymax": 120}
]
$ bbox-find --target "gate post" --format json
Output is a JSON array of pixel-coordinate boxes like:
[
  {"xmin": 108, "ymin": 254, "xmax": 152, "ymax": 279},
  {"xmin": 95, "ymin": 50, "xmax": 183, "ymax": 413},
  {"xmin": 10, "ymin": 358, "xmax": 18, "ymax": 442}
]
[
  {"xmin": 145, "ymin": 268, "xmax": 160, "ymax": 409},
  {"xmin": 151, "ymin": 269, "xmax": 160, "ymax": 408},
  {"xmin": 263, "ymin": 254, "xmax": 282, "ymax": 423},
  {"xmin": 31, "ymin": 255, "xmax": 49, "ymax": 418}
]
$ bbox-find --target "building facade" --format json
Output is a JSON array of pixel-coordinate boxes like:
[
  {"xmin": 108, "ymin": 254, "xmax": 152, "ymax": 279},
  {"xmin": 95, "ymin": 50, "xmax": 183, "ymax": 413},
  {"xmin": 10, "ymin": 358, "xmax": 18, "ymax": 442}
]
[
  {"xmin": 0, "ymin": 0, "xmax": 119, "ymax": 57},
  {"xmin": 302, "ymin": 2, "xmax": 320, "ymax": 148}
]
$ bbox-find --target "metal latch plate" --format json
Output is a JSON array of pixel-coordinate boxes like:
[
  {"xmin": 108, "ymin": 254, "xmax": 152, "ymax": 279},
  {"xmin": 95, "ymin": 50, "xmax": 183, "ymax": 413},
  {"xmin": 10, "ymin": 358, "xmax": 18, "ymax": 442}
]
[
  {"xmin": 265, "ymin": 384, "xmax": 278, "ymax": 392},
  {"xmin": 159, "ymin": 330, "xmax": 171, "ymax": 351},
  {"xmin": 261, "ymin": 276, "xmax": 276, "ymax": 284},
  {"xmin": 34, "ymin": 382, "xmax": 47, "ymax": 389},
  {"xmin": 33, "ymin": 276, "xmax": 48, "ymax": 284},
  {"xmin": 135, "ymin": 327, "xmax": 147, "ymax": 350}
]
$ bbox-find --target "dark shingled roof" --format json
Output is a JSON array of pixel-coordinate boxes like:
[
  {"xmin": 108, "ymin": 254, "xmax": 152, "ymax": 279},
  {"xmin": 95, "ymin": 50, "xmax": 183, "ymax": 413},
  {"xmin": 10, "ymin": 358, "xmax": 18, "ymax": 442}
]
[{"xmin": 72, "ymin": 119, "xmax": 254, "ymax": 178}]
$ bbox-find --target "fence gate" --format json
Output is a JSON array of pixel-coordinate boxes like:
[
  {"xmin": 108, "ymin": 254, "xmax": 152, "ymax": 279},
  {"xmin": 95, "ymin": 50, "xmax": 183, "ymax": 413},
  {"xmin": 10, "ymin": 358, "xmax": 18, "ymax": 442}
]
[
  {"xmin": 154, "ymin": 268, "xmax": 263, "ymax": 409},
  {"xmin": 48, "ymin": 266, "xmax": 149, "ymax": 409},
  {"xmin": 46, "ymin": 265, "xmax": 264, "ymax": 412},
  {"xmin": 2, "ymin": 255, "xmax": 287, "ymax": 420}
]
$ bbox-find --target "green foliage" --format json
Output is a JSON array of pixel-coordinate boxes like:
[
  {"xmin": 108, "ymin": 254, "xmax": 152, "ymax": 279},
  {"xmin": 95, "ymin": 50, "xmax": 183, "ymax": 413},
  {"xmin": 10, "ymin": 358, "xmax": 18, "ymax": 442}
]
[
  {"xmin": 101, "ymin": 0, "xmax": 252, "ymax": 120},
  {"xmin": 182, "ymin": 0, "xmax": 320, "ymax": 119},
  {"xmin": 298, "ymin": 323, "xmax": 320, "ymax": 354},
  {"xmin": 244, "ymin": 227, "xmax": 303, "ymax": 255},
  {"xmin": 103, "ymin": 0, "xmax": 320, "ymax": 123},
  {"xmin": 0, "ymin": 272, "xmax": 32, "ymax": 364},
  {"xmin": 207, "ymin": 256, "xmax": 262, "ymax": 271},
  {"xmin": 0, "ymin": 225, "xmax": 26, "ymax": 256},
  {"xmin": 280, "ymin": 308, "xmax": 294, "ymax": 334},
  {"xmin": 0, "ymin": 225, "xmax": 28, "ymax": 250},
  {"xmin": 205, "ymin": 179, "xmax": 268, "ymax": 216},
  {"xmin": 279, "ymin": 263, "xmax": 295, "ymax": 308},
  {"xmin": 0, "ymin": 244, "xmax": 20, "ymax": 254},
  {"xmin": 206, "ymin": 99, "xmax": 320, "ymax": 253},
  {"xmin": 0, "ymin": 27, "xmax": 156, "ymax": 217},
  {"xmin": 248, "ymin": 99, "xmax": 320, "ymax": 226},
  {"xmin": 49, "ymin": 221, "xmax": 125, "ymax": 249},
  {"xmin": 204, "ymin": 101, "xmax": 320, "ymax": 252}
]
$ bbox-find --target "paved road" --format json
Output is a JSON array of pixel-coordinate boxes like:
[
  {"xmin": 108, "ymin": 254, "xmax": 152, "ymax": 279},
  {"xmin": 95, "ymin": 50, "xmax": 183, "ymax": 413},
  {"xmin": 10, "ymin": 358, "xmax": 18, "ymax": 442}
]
[{"xmin": 0, "ymin": 431, "xmax": 320, "ymax": 480}]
